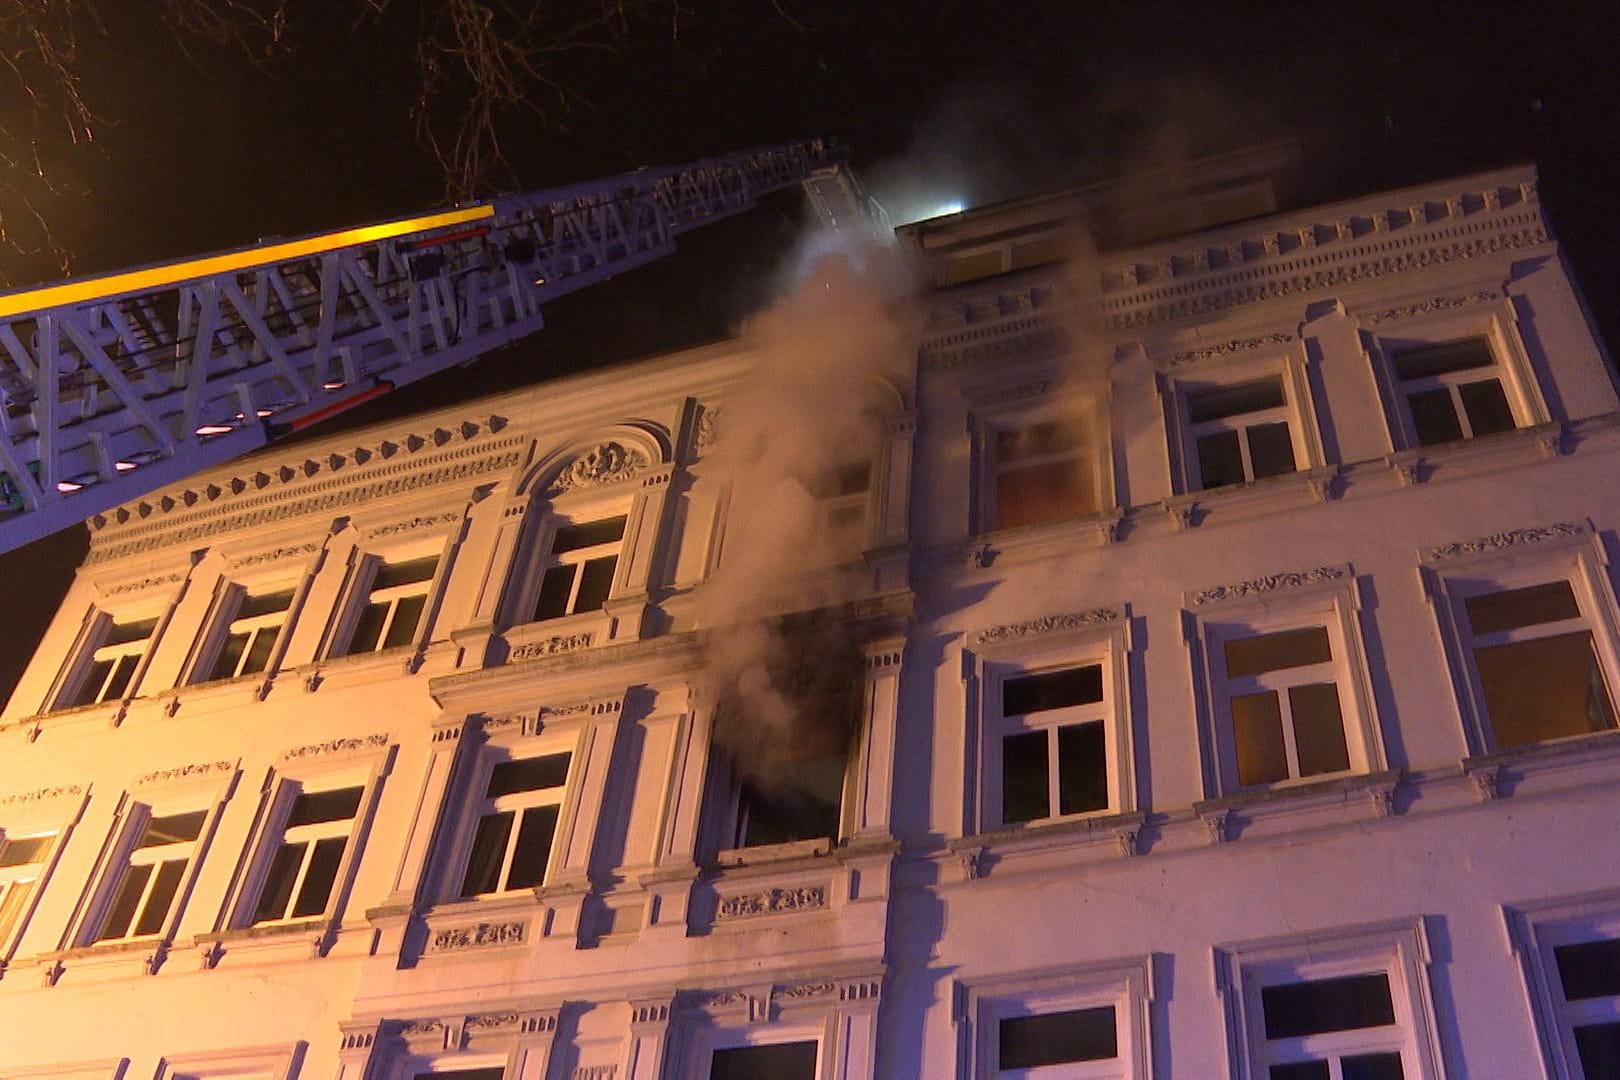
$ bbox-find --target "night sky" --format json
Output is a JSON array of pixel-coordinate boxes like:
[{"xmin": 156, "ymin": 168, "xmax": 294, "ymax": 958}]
[{"xmin": 2, "ymin": 0, "xmax": 1618, "ymax": 706}]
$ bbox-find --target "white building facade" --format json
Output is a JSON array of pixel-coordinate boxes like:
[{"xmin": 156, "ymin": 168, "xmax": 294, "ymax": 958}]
[{"xmin": 2, "ymin": 159, "xmax": 1618, "ymax": 1079}]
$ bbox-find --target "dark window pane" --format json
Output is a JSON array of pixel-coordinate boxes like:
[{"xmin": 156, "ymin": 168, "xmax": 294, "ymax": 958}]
[
  {"xmin": 551, "ymin": 516, "xmax": 627, "ymax": 554},
  {"xmin": 292, "ymin": 836, "xmax": 346, "ymax": 917},
  {"xmin": 1225, "ymin": 626, "xmax": 1333, "ymax": 677},
  {"xmin": 996, "ymin": 421, "xmax": 1081, "ymax": 462},
  {"xmin": 412, "ymin": 1070, "xmax": 507, "ymax": 1080},
  {"xmin": 833, "ymin": 461, "xmax": 871, "ymax": 495},
  {"xmin": 140, "ymin": 811, "xmax": 206, "ymax": 846},
  {"xmin": 1460, "ymin": 378, "xmax": 1515, "ymax": 436},
  {"xmin": 1476, "ymin": 632, "xmax": 1617, "ymax": 747},
  {"xmin": 240, "ymin": 625, "xmax": 280, "ymax": 675},
  {"xmin": 68, "ymin": 657, "xmax": 115, "ymax": 707},
  {"xmin": 709, "ymin": 1041, "xmax": 818, "ymax": 1080},
  {"xmin": 1004, "ymin": 665, "xmax": 1104, "ymax": 716},
  {"xmin": 347, "ymin": 601, "xmax": 387, "ymax": 655},
  {"xmin": 103, "ymin": 653, "xmax": 141, "ymax": 701},
  {"xmin": 1270, "ymin": 1064, "xmax": 1331, "ymax": 1080},
  {"xmin": 97, "ymin": 863, "xmax": 152, "ymax": 939},
  {"xmin": 135, "ymin": 858, "xmax": 186, "ymax": 935},
  {"xmin": 288, "ymin": 787, "xmax": 363, "ymax": 827},
  {"xmin": 1057, "ymin": 721, "xmax": 1109, "ymax": 814},
  {"xmin": 575, "ymin": 555, "xmax": 617, "ymax": 613},
  {"xmin": 253, "ymin": 842, "xmax": 305, "ymax": 923},
  {"xmin": 533, "ymin": 564, "xmax": 576, "ymax": 621},
  {"xmin": 1002, "ymin": 730, "xmax": 1050, "ymax": 824},
  {"xmin": 1407, "ymin": 387, "xmax": 1464, "ymax": 446},
  {"xmin": 1465, "ymin": 581, "xmax": 1580, "ymax": 635},
  {"xmin": 487, "ymin": 754, "xmax": 571, "ymax": 798},
  {"xmin": 1342, "ymin": 1053, "xmax": 1405, "ymax": 1080},
  {"xmin": 739, "ymin": 754, "xmax": 845, "ymax": 847},
  {"xmin": 105, "ymin": 618, "xmax": 158, "ymax": 646},
  {"xmin": 0, "ymin": 880, "xmax": 34, "ymax": 942},
  {"xmin": 1262, "ymin": 973, "xmax": 1396, "ymax": 1038},
  {"xmin": 209, "ymin": 631, "xmax": 249, "ymax": 681},
  {"xmin": 1556, "ymin": 939, "xmax": 1620, "ymax": 1000},
  {"xmin": 1247, "ymin": 421, "xmax": 1297, "ymax": 479},
  {"xmin": 1394, "ymin": 338, "xmax": 1494, "ymax": 380},
  {"xmin": 999, "ymin": 1005, "xmax": 1117, "ymax": 1068},
  {"xmin": 1189, "ymin": 377, "xmax": 1286, "ymax": 422},
  {"xmin": 1290, "ymin": 683, "xmax": 1351, "ymax": 776},
  {"xmin": 505, "ymin": 805, "xmax": 559, "ymax": 890},
  {"xmin": 238, "ymin": 589, "xmax": 294, "ymax": 618},
  {"xmin": 373, "ymin": 556, "xmax": 438, "ymax": 589},
  {"xmin": 1233, "ymin": 691, "xmax": 1289, "ymax": 786},
  {"xmin": 1576, "ymin": 1022, "xmax": 1620, "ymax": 1079},
  {"xmin": 460, "ymin": 811, "xmax": 513, "ymax": 897},
  {"xmin": 996, "ymin": 458, "xmax": 1096, "ymax": 530},
  {"xmin": 0, "ymin": 836, "xmax": 50, "ymax": 867},
  {"xmin": 383, "ymin": 593, "xmax": 427, "ymax": 648},
  {"xmin": 1197, "ymin": 428, "xmax": 1246, "ymax": 489}
]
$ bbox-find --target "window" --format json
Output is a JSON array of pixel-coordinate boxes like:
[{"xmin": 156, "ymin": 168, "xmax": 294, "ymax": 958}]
[
  {"xmin": 343, "ymin": 555, "xmax": 438, "ymax": 655},
  {"xmin": 206, "ymin": 586, "xmax": 294, "ymax": 681},
  {"xmin": 988, "ymin": 418, "xmax": 1099, "ymax": 531},
  {"xmin": 1220, "ymin": 921, "xmax": 1443, "ymax": 1080},
  {"xmin": 729, "ymin": 742, "xmax": 849, "ymax": 850},
  {"xmin": 61, "ymin": 615, "xmax": 157, "ymax": 708},
  {"xmin": 1508, "ymin": 895, "xmax": 1620, "ymax": 1079},
  {"xmin": 812, "ymin": 461, "xmax": 872, "ymax": 558},
  {"xmin": 249, "ymin": 785, "xmax": 363, "ymax": 924},
  {"xmin": 1218, "ymin": 625, "xmax": 1352, "ymax": 788},
  {"xmin": 94, "ymin": 809, "xmax": 206, "ymax": 941},
  {"xmin": 459, "ymin": 753, "xmax": 571, "ymax": 897},
  {"xmin": 995, "ymin": 663, "xmax": 1114, "ymax": 825},
  {"xmin": 1186, "ymin": 376, "xmax": 1298, "ymax": 490},
  {"xmin": 412, "ymin": 1071, "xmax": 505, "ymax": 1080},
  {"xmin": 1457, "ymin": 580, "xmax": 1617, "ymax": 749},
  {"xmin": 0, "ymin": 831, "xmax": 53, "ymax": 950},
  {"xmin": 532, "ymin": 515, "xmax": 625, "ymax": 622},
  {"xmin": 709, "ymin": 1041, "xmax": 817, "ymax": 1080},
  {"xmin": 1391, "ymin": 338, "xmax": 1517, "ymax": 447},
  {"xmin": 960, "ymin": 957, "xmax": 1154, "ymax": 1080}
]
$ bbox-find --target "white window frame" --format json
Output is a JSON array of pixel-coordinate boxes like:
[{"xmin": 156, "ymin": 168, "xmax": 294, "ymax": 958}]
[
  {"xmin": 973, "ymin": 396, "xmax": 1112, "ymax": 535},
  {"xmin": 198, "ymin": 579, "xmax": 297, "ymax": 683},
  {"xmin": 0, "ymin": 1060, "xmax": 130, "ymax": 1079},
  {"xmin": 0, "ymin": 787, "xmax": 87, "ymax": 969},
  {"xmin": 83, "ymin": 801, "xmax": 215, "ymax": 945},
  {"xmin": 232, "ymin": 761, "xmax": 382, "ymax": 929},
  {"xmin": 522, "ymin": 503, "xmax": 632, "ymax": 625},
  {"xmin": 1422, "ymin": 524, "xmax": 1620, "ymax": 757},
  {"xmin": 692, "ymin": 1030, "xmax": 825, "ymax": 1080},
  {"xmin": 1190, "ymin": 570, "xmax": 1385, "ymax": 797},
  {"xmin": 441, "ymin": 725, "xmax": 587, "ymax": 903},
  {"xmin": 965, "ymin": 610, "xmax": 1136, "ymax": 836},
  {"xmin": 56, "ymin": 610, "xmax": 161, "ymax": 709},
  {"xmin": 1505, "ymin": 887, "xmax": 1620, "ymax": 1079},
  {"xmin": 955, "ymin": 957, "xmax": 1156, "ymax": 1079},
  {"xmin": 0, "ymin": 827, "xmax": 60, "ymax": 963},
  {"xmin": 1160, "ymin": 345, "xmax": 1321, "ymax": 495},
  {"xmin": 1216, "ymin": 919, "xmax": 1445, "ymax": 1080},
  {"xmin": 1368, "ymin": 302, "xmax": 1548, "ymax": 452},
  {"xmin": 154, "ymin": 1042, "xmax": 304, "ymax": 1079},
  {"xmin": 334, "ymin": 547, "xmax": 444, "ymax": 658}
]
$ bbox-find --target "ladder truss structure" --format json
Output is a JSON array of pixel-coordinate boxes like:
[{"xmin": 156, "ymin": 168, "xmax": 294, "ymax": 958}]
[{"xmin": 0, "ymin": 140, "xmax": 849, "ymax": 554}]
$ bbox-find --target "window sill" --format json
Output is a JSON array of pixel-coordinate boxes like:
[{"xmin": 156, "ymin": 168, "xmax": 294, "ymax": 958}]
[
  {"xmin": 1193, "ymin": 769, "xmax": 1401, "ymax": 842},
  {"xmin": 1167, "ymin": 465, "xmax": 1338, "ymax": 524},
  {"xmin": 39, "ymin": 935, "xmax": 170, "ymax": 982},
  {"xmin": 192, "ymin": 917, "xmax": 344, "ymax": 965},
  {"xmin": 951, "ymin": 810, "xmax": 1148, "ymax": 879},
  {"xmin": 415, "ymin": 885, "xmax": 588, "ymax": 958},
  {"xmin": 1387, "ymin": 419, "xmax": 1568, "ymax": 484},
  {"xmin": 713, "ymin": 837, "xmax": 832, "ymax": 869},
  {"xmin": 961, "ymin": 507, "xmax": 1124, "ymax": 570},
  {"xmin": 1462, "ymin": 728, "xmax": 1620, "ymax": 798}
]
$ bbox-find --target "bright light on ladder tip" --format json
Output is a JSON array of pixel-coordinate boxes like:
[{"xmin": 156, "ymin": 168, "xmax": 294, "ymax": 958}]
[
  {"xmin": 114, "ymin": 450, "xmax": 163, "ymax": 473},
  {"xmin": 194, "ymin": 422, "xmax": 236, "ymax": 437},
  {"xmin": 57, "ymin": 472, "xmax": 99, "ymax": 493}
]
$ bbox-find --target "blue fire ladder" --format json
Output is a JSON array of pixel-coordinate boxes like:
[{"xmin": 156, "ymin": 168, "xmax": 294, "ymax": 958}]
[{"xmin": 0, "ymin": 140, "xmax": 864, "ymax": 555}]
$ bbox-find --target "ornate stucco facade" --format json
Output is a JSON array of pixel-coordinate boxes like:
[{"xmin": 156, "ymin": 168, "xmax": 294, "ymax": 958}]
[{"xmin": 3, "ymin": 158, "xmax": 1619, "ymax": 1079}]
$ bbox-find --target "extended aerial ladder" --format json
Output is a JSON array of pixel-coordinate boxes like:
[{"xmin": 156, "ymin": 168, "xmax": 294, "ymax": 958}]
[{"xmin": 0, "ymin": 140, "xmax": 867, "ymax": 555}]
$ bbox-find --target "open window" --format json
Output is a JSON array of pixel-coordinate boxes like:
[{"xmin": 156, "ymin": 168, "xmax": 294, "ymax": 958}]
[
  {"xmin": 0, "ymin": 831, "xmax": 54, "ymax": 955},
  {"xmin": 91, "ymin": 808, "xmax": 208, "ymax": 942},
  {"xmin": 978, "ymin": 404, "xmax": 1107, "ymax": 533}
]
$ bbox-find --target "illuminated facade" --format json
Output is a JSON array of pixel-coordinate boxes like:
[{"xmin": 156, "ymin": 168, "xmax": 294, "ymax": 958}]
[{"xmin": 3, "ymin": 158, "xmax": 1619, "ymax": 1079}]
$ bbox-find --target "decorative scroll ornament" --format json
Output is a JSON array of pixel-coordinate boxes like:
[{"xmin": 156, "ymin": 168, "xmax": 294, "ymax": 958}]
[
  {"xmin": 547, "ymin": 442, "xmax": 649, "ymax": 496},
  {"xmin": 229, "ymin": 543, "xmax": 319, "ymax": 569},
  {"xmin": 974, "ymin": 608, "xmax": 1120, "ymax": 645},
  {"xmin": 1424, "ymin": 521, "xmax": 1586, "ymax": 562},
  {"xmin": 695, "ymin": 404, "xmax": 721, "ymax": 450},
  {"xmin": 366, "ymin": 512, "xmax": 462, "ymax": 539},
  {"xmin": 283, "ymin": 733, "xmax": 389, "ymax": 760},
  {"xmin": 716, "ymin": 885, "xmax": 828, "ymax": 919},
  {"xmin": 1166, "ymin": 333, "xmax": 1293, "ymax": 367},
  {"xmin": 135, "ymin": 760, "xmax": 234, "ymax": 786},
  {"xmin": 1365, "ymin": 290, "xmax": 1497, "ymax": 324},
  {"xmin": 509, "ymin": 633, "xmax": 594, "ymax": 661},
  {"xmin": 428, "ymin": 920, "xmax": 526, "ymax": 951},
  {"xmin": 0, "ymin": 784, "xmax": 83, "ymax": 805},
  {"xmin": 1192, "ymin": 565, "xmax": 1348, "ymax": 605}
]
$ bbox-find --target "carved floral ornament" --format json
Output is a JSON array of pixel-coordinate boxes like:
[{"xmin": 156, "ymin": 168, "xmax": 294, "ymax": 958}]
[
  {"xmin": 135, "ymin": 760, "xmax": 235, "ymax": 787},
  {"xmin": 1423, "ymin": 521, "xmax": 1587, "ymax": 563},
  {"xmin": 1192, "ymin": 565, "xmax": 1349, "ymax": 606},
  {"xmin": 716, "ymin": 885, "xmax": 828, "ymax": 920},
  {"xmin": 973, "ymin": 608, "xmax": 1121, "ymax": 646},
  {"xmin": 546, "ymin": 441, "xmax": 650, "ymax": 496},
  {"xmin": 1164, "ymin": 333, "xmax": 1293, "ymax": 368},
  {"xmin": 0, "ymin": 784, "xmax": 84, "ymax": 806}
]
